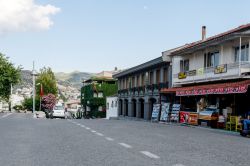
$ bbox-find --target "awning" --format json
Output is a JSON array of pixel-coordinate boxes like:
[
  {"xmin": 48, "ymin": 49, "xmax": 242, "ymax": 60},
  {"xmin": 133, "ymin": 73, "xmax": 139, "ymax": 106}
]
[{"xmin": 161, "ymin": 80, "xmax": 250, "ymax": 96}]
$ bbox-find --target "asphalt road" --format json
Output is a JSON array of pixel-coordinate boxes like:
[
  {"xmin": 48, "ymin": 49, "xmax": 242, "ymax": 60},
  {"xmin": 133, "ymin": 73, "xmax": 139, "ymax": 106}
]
[{"xmin": 0, "ymin": 113, "xmax": 249, "ymax": 166}]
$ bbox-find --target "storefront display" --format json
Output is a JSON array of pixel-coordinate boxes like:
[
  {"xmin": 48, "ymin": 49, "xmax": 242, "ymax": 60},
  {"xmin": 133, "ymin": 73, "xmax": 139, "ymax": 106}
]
[
  {"xmin": 180, "ymin": 111, "xmax": 189, "ymax": 124},
  {"xmin": 188, "ymin": 113, "xmax": 198, "ymax": 125},
  {"xmin": 160, "ymin": 103, "xmax": 170, "ymax": 122},
  {"xmin": 171, "ymin": 104, "xmax": 180, "ymax": 123},
  {"xmin": 151, "ymin": 104, "xmax": 160, "ymax": 122}
]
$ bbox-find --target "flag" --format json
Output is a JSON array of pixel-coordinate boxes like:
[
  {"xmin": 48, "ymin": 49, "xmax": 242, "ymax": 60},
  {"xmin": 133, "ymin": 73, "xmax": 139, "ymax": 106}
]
[{"xmin": 40, "ymin": 84, "xmax": 44, "ymax": 97}]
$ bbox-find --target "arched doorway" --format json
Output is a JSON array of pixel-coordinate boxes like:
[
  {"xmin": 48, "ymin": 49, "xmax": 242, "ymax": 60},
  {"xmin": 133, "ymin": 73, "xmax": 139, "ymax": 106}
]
[
  {"xmin": 124, "ymin": 99, "xmax": 128, "ymax": 116},
  {"xmin": 132, "ymin": 99, "xmax": 137, "ymax": 117},
  {"xmin": 149, "ymin": 98, "xmax": 157, "ymax": 119},
  {"xmin": 119, "ymin": 99, "xmax": 123, "ymax": 116},
  {"xmin": 139, "ymin": 98, "xmax": 144, "ymax": 119}
]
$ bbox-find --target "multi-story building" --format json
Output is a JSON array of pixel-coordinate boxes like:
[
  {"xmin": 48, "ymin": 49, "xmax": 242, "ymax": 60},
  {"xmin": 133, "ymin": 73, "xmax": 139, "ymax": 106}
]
[
  {"xmin": 161, "ymin": 24, "xmax": 250, "ymax": 119},
  {"xmin": 113, "ymin": 57, "xmax": 171, "ymax": 120},
  {"xmin": 81, "ymin": 71, "xmax": 118, "ymax": 118}
]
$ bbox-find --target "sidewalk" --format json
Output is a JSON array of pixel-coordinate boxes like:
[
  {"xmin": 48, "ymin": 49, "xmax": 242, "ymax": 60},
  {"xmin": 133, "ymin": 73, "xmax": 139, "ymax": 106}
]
[{"xmin": 118, "ymin": 116, "xmax": 242, "ymax": 137}]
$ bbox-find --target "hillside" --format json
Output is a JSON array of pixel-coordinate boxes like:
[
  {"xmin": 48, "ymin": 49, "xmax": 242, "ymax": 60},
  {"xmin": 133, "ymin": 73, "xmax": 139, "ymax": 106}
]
[{"xmin": 55, "ymin": 71, "xmax": 94, "ymax": 90}]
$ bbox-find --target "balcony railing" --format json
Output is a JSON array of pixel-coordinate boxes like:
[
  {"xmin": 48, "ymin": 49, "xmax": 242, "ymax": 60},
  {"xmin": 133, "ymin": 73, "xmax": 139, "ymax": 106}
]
[
  {"xmin": 173, "ymin": 62, "xmax": 250, "ymax": 84},
  {"xmin": 118, "ymin": 83, "xmax": 168, "ymax": 97}
]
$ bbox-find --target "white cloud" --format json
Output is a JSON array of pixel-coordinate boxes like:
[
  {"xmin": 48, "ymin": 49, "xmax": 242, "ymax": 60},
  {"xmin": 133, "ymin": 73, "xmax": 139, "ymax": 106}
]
[{"xmin": 0, "ymin": 0, "xmax": 60, "ymax": 34}]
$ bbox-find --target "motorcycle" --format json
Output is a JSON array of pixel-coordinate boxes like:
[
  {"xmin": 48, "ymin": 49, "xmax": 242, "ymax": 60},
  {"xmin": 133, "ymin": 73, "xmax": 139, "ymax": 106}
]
[{"xmin": 240, "ymin": 119, "xmax": 250, "ymax": 137}]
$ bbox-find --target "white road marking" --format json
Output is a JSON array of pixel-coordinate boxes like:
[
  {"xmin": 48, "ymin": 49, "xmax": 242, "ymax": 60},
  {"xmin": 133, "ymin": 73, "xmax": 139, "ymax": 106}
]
[
  {"xmin": 91, "ymin": 130, "xmax": 96, "ymax": 133},
  {"xmin": 172, "ymin": 164, "xmax": 185, "ymax": 166},
  {"xmin": 86, "ymin": 127, "xmax": 90, "ymax": 130},
  {"xmin": 80, "ymin": 125, "xmax": 85, "ymax": 128},
  {"xmin": 140, "ymin": 151, "xmax": 160, "ymax": 159},
  {"xmin": 1, "ymin": 113, "xmax": 13, "ymax": 119},
  {"xmin": 105, "ymin": 137, "xmax": 114, "ymax": 141},
  {"xmin": 118, "ymin": 143, "xmax": 132, "ymax": 149},
  {"xmin": 95, "ymin": 132, "xmax": 104, "ymax": 136}
]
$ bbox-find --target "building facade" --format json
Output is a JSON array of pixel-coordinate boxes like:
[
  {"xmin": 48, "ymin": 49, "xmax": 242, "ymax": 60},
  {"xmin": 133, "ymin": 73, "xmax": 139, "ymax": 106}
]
[
  {"xmin": 161, "ymin": 24, "xmax": 250, "ymax": 122},
  {"xmin": 81, "ymin": 76, "xmax": 117, "ymax": 117},
  {"xmin": 106, "ymin": 96, "xmax": 118, "ymax": 119},
  {"xmin": 113, "ymin": 57, "xmax": 171, "ymax": 120}
]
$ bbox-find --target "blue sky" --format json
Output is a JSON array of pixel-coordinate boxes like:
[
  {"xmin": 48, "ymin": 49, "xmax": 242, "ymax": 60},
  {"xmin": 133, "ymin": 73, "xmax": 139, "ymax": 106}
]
[{"xmin": 0, "ymin": 0, "xmax": 250, "ymax": 73}]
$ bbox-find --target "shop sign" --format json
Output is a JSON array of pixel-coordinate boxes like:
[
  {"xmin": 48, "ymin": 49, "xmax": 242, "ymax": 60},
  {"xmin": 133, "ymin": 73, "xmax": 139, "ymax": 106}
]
[
  {"xmin": 178, "ymin": 72, "xmax": 186, "ymax": 79},
  {"xmin": 188, "ymin": 113, "xmax": 198, "ymax": 125},
  {"xmin": 214, "ymin": 64, "xmax": 227, "ymax": 74},
  {"xmin": 186, "ymin": 70, "xmax": 197, "ymax": 76},
  {"xmin": 176, "ymin": 84, "xmax": 248, "ymax": 96},
  {"xmin": 170, "ymin": 104, "xmax": 181, "ymax": 122},
  {"xmin": 180, "ymin": 111, "xmax": 190, "ymax": 123},
  {"xmin": 160, "ymin": 103, "xmax": 170, "ymax": 121},
  {"xmin": 151, "ymin": 104, "xmax": 160, "ymax": 122}
]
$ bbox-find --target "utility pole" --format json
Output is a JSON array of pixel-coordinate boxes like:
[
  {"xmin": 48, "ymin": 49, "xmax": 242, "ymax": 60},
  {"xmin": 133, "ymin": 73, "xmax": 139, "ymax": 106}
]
[{"xmin": 32, "ymin": 61, "xmax": 37, "ymax": 117}]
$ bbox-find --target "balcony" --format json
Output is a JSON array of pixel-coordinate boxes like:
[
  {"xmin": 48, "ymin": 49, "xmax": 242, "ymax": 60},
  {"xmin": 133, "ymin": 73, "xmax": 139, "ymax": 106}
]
[{"xmin": 173, "ymin": 62, "xmax": 250, "ymax": 85}]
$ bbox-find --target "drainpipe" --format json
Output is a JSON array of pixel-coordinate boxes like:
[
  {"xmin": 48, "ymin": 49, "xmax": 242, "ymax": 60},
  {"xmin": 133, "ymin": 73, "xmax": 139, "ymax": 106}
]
[{"xmin": 239, "ymin": 36, "xmax": 242, "ymax": 77}]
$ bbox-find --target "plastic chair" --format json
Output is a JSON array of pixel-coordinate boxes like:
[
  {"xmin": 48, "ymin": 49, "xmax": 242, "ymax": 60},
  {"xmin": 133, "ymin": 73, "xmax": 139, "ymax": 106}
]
[{"xmin": 226, "ymin": 116, "xmax": 237, "ymax": 131}]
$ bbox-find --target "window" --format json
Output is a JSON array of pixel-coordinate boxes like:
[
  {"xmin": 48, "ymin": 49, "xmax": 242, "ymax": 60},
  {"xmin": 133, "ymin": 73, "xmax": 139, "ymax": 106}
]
[
  {"xmin": 141, "ymin": 74, "xmax": 145, "ymax": 86},
  {"xmin": 98, "ymin": 92, "xmax": 103, "ymax": 98},
  {"xmin": 204, "ymin": 51, "xmax": 220, "ymax": 68},
  {"xmin": 111, "ymin": 101, "xmax": 114, "ymax": 108},
  {"xmin": 93, "ymin": 93, "xmax": 98, "ymax": 97},
  {"xmin": 137, "ymin": 75, "xmax": 140, "ymax": 87},
  {"xmin": 149, "ymin": 71, "xmax": 154, "ymax": 84},
  {"xmin": 163, "ymin": 68, "xmax": 168, "ymax": 83},
  {"xmin": 156, "ymin": 70, "xmax": 160, "ymax": 83},
  {"xmin": 180, "ymin": 59, "xmax": 189, "ymax": 72},
  {"xmin": 115, "ymin": 100, "xmax": 118, "ymax": 107},
  {"xmin": 235, "ymin": 44, "xmax": 249, "ymax": 62}
]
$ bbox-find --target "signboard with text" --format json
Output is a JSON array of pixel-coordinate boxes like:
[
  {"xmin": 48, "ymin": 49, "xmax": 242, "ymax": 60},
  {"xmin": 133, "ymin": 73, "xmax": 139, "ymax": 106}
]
[{"xmin": 176, "ymin": 84, "xmax": 248, "ymax": 96}]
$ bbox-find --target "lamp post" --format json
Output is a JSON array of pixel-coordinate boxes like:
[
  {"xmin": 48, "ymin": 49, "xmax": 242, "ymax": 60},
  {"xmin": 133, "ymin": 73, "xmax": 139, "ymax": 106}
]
[
  {"xmin": 36, "ymin": 83, "xmax": 42, "ymax": 111},
  {"xmin": 31, "ymin": 62, "xmax": 38, "ymax": 117}
]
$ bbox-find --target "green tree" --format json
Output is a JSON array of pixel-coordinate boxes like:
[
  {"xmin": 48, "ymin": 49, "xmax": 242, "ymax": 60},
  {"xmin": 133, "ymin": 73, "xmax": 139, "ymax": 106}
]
[
  {"xmin": 0, "ymin": 53, "xmax": 21, "ymax": 101},
  {"xmin": 36, "ymin": 67, "xmax": 58, "ymax": 96},
  {"xmin": 22, "ymin": 97, "xmax": 40, "ymax": 111}
]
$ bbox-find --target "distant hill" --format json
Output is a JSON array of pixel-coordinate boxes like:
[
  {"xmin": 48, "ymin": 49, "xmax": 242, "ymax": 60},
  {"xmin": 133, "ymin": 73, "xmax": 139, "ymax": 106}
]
[
  {"xmin": 15, "ymin": 70, "xmax": 94, "ymax": 90},
  {"xmin": 14, "ymin": 70, "xmax": 33, "ymax": 90},
  {"xmin": 55, "ymin": 71, "xmax": 94, "ymax": 89}
]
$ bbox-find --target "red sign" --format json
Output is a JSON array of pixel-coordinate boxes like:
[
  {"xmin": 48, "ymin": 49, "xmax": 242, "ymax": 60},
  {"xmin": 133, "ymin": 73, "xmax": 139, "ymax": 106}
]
[
  {"xmin": 176, "ymin": 85, "xmax": 248, "ymax": 96},
  {"xmin": 180, "ymin": 111, "xmax": 190, "ymax": 123}
]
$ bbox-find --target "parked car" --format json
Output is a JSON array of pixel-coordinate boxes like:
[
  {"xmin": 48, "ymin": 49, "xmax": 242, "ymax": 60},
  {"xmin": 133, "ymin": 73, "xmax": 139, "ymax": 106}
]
[
  {"xmin": 52, "ymin": 105, "xmax": 65, "ymax": 119},
  {"xmin": 198, "ymin": 107, "xmax": 219, "ymax": 128}
]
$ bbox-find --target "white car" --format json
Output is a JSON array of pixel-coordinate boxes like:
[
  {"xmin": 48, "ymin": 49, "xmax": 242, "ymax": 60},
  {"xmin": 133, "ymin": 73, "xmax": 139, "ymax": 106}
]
[{"xmin": 52, "ymin": 105, "xmax": 65, "ymax": 119}]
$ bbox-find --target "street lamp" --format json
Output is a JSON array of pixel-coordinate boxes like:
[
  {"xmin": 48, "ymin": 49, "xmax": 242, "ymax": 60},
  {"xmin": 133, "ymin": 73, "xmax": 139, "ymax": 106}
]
[
  {"xmin": 31, "ymin": 62, "xmax": 38, "ymax": 117},
  {"xmin": 36, "ymin": 83, "xmax": 43, "ymax": 111}
]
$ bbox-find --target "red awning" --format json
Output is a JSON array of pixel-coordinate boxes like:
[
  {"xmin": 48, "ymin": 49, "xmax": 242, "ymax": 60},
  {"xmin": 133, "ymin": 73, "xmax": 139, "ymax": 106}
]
[{"xmin": 161, "ymin": 80, "xmax": 250, "ymax": 96}]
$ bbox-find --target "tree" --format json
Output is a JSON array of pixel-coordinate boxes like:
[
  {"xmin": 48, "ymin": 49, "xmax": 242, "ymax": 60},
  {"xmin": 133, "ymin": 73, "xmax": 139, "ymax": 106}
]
[
  {"xmin": 22, "ymin": 97, "xmax": 40, "ymax": 111},
  {"xmin": 0, "ymin": 53, "xmax": 21, "ymax": 101},
  {"xmin": 41, "ymin": 94, "xmax": 57, "ymax": 110},
  {"xmin": 36, "ymin": 67, "xmax": 58, "ymax": 96}
]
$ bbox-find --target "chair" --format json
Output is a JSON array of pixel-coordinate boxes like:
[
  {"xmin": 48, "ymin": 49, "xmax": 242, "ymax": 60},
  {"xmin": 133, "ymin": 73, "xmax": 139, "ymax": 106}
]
[
  {"xmin": 226, "ymin": 116, "xmax": 237, "ymax": 131},
  {"xmin": 236, "ymin": 116, "xmax": 242, "ymax": 132}
]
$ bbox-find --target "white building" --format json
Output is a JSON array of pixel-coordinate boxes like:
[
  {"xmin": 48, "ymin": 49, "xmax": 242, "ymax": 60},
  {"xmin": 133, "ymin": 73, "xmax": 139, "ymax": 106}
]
[{"xmin": 106, "ymin": 96, "xmax": 118, "ymax": 119}]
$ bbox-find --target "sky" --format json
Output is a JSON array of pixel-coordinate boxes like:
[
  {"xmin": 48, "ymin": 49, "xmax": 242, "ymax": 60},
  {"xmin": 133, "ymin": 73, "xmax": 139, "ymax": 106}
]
[{"xmin": 0, "ymin": 0, "xmax": 250, "ymax": 73}]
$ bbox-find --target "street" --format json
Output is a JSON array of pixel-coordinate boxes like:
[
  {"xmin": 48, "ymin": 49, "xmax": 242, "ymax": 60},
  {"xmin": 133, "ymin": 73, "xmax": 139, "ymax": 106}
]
[{"xmin": 0, "ymin": 113, "xmax": 249, "ymax": 166}]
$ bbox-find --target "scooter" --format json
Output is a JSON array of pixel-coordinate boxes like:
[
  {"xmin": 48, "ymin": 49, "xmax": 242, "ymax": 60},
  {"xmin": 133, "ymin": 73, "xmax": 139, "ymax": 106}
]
[{"xmin": 240, "ymin": 119, "xmax": 250, "ymax": 137}]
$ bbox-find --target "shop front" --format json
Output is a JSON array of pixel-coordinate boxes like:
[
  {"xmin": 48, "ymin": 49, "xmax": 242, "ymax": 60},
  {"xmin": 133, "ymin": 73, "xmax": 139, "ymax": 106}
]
[{"xmin": 161, "ymin": 80, "xmax": 250, "ymax": 130}]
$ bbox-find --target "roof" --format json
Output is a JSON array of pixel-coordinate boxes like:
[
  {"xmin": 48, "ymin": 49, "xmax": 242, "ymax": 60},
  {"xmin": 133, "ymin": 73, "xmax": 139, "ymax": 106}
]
[
  {"xmin": 113, "ymin": 57, "xmax": 165, "ymax": 78},
  {"xmin": 170, "ymin": 23, "xmax": 250, "ymax": 56},
  {"xmin": 84, "ymin": 76, "xmax": 115, "ymax": 83}
]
